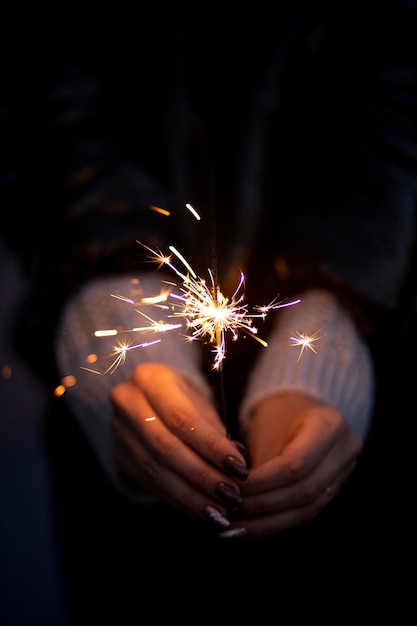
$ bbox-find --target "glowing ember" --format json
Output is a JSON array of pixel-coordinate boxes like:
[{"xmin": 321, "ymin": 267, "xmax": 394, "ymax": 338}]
[{"xmin": 290, "ymin": 329, "xmax": 323, "ymax": 361}]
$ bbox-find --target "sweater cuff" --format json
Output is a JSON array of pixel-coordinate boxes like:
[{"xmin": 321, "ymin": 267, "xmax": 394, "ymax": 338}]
[
  {"xmin": 239, "ymin": 288, "xmax": 375, "ymax": 440},
  {"xmin": 55, "ymin": 273, "xmax": 211, "ymax": 501}
]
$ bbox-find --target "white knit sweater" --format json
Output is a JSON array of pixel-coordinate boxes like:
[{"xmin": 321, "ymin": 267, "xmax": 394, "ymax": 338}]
[{"xmin": 55, "ymin": 274, "xmax": 374, "ymax": 499}]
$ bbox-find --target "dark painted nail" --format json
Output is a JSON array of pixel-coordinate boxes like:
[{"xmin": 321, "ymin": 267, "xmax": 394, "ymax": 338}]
[
  {"xmin": 204, "ymin": 505, "xmax": 230, "ymax": 529},
  {"xmin": 232, "ymin": 440, "xmax": 248, "ymax": 459},
  {"xmin": 223, "ymin": 455, "xmax": 249, "ymax": 481},
  {"xmin": 219, "ymin": 526, "xmax": 248, "ymax": 539},
  {"xmin": 215, "ymin": 482, "xmax": 243, "ymax": 506}
]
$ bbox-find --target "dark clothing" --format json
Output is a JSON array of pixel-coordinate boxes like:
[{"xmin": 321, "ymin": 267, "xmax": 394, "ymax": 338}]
[
  {"xmin": 2, "ymin": 2, "xmax": 417, "ymax": 328},
  {"xmin": 1, "ymin": 2, "xmax": 416, "ymax": 623}
]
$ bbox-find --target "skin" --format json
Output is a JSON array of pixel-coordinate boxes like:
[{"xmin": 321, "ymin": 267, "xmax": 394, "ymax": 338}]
[
  {"xmin": 109, "ymin": 362, "xmax": 363, "ymax": 538},
  {"xmin": 237, "ymin": 393, "xmax": 363, "ymax": 536}
]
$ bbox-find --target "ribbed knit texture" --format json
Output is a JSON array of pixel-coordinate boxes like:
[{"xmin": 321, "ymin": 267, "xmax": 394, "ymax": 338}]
[
  {"xmin": 55, "ymin": 273, "xmax": 212, "ymax": 500},
  {"xmin": 239, "ymin": 289, "xmax": 374, "ymax": 440},
  {"xmin": 56, "ymin": 279, "xmax": 374, "ymax": 499}
]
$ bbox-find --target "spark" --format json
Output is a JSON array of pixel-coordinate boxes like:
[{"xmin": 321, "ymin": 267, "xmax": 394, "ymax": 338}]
[
  {"xmin": 88, "ymin": 204, "xmax": 312, "ymax": 375},
  {"xmin": 136, "ymin": 241, "xmax": 300, "ymax": 370},
  {"xmin": 95, "ymin": 329, "xmax": 118, "ymax": 337},
  {"xmin": 254, "ymin": 295, "xmax": 301, "ymax": 318},
  {"xmin": 110, "ymin": 293, "xmax": 135, "ymax": 304},
  {"xmin": 83, "ymin": 338, "xmax": 162, "ymax": 376},
  {"xmin": 141, "ymin": 292, "xmax": 170, "ymax": 305},
  {"xmin": 150, "ymin": 205, "xmax": 170, "ymax": 216},
  {"xmin": 131, "ymin": 308, "xmax": 183, "ymax": 334},
  {"xmin": 169, "ymin": 245, "xmax": 197, "ymax": 278},
  {"xmin": 290, "ymin": 329, "xmax": 324, "ymax": 362},
  {"xmin": 185, "ymin": 203, "xmax": 201, "ymax": 220}
]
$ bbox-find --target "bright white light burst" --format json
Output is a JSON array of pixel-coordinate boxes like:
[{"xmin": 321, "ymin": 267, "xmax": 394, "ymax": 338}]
[
  {"xmin": 87, "ymin": 204, "xmax": 324, "ymax": 375},
  {"xmin": 290, "ymin": 329, "xmax": 324, "ymax": 362},
  {"xmin": 135, "ymin": 241, "xmax": 300, "ymax": 370}
]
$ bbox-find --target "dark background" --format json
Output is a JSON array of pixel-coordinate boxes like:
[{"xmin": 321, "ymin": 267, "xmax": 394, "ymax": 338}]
[{"xmin": 0, "ymin": 235, "xmax": 72, "ymax": 626}]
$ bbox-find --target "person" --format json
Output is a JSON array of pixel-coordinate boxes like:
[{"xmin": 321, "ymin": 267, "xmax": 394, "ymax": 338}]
[{"xmin": 1, "ymin": 2, "xmax": 416, "ymax": 622}]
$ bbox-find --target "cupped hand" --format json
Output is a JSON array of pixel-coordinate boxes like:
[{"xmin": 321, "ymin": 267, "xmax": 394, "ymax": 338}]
[
  {"xmin": 109, "ymin": 362, "xmax": 249, "ymax": 528},
  {"xmin": 221, "ymin": 393, "xmax": 363, "ymax": 539}
]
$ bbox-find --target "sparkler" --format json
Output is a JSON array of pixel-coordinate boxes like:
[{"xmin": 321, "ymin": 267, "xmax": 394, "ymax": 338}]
[
  {"xmin": 86, "ymin": 246, "xmax": 301, "ymax": 376},
  {"xmin": 87, "ymin": 204, "xmax": 322, "ymax": 377},
  {"xmin": 68, "ymin": 201, "xmax": 325, "ymax": 440},
  {"xmin": 136, "ymin": 239, "xmax": 301, "ymax": 370}
]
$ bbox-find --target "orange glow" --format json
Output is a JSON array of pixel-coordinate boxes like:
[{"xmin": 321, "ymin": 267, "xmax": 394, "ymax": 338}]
[
  {"xmin": 2, "ymin": 365, "xmax": 12, "ymax": 379},
  {"xmin": 150, "ymin": 205, "xmax": 170, "ymax": 216}
]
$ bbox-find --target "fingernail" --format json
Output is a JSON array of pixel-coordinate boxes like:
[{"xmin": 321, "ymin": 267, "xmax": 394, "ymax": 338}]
[
  {"xmin": 215, "ymin": 482, "xmax": 243, "ymax": 506},
  {"xmin": 223, "ymin": 455, "xmax": 249, "ymax": 481},
  {"xmin": 204, "ymin": 505, "xmax": 231, "ymax": 529},
  {"xmin": 232, "ymin": 440, "xmax": 248, "ymax": 459},
  {"xmin": 219, "ymin": 526, "xmax": 248, "ymax": 539}
]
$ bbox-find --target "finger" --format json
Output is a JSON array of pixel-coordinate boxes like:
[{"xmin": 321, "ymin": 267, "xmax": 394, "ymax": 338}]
[
  {"xmin": 111, "ymin": 396, "xmax": 244, "ymax": 503},
  {"xmin": 221, "ymin": 488, "xmax": 337, "ymax": 539},
  {"xmin": 240, "ymin": 420, "xmax": 361, "ymax": 513},
  {"xmin": 113, "ymin": 368, "xmax": 249, "ymax": 479},
  {"xmin": 112, "ymin": 417, "xmax": 235, "ymax": 527},
  {"xmin": 240, "ymin": 453, "xmax": 356, "ymax": 517},
  {"xmin": 243, "ymin": 408, "xmax": 345, "ymax": 495}
]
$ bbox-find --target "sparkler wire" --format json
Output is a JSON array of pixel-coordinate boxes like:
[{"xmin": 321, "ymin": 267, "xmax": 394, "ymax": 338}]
[{"xmin": 207, "ymin": 170, "xmax": 229, "ymax": 431}]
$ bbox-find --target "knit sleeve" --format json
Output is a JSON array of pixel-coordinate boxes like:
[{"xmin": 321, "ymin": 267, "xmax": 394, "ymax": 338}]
[
  {"xmin": 54, "ymin": 272, "xmax": 212, "ymax": 500},
  {"xmin": 239, "ymin": 288, "xmax": 375, "ymax": 441}
]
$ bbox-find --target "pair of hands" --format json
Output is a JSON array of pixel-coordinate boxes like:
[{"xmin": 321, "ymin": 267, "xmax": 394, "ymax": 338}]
[{"xmin": 109, "ymin": 363, "xmax": 363, "ymax": 538}]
